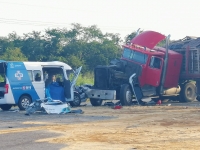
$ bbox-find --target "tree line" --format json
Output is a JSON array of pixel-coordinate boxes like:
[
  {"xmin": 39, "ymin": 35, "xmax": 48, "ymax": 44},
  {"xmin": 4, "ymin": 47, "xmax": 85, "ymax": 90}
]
[{"xmin": 0, "ymin": 24, "xmax": 166, "ymax": 74}]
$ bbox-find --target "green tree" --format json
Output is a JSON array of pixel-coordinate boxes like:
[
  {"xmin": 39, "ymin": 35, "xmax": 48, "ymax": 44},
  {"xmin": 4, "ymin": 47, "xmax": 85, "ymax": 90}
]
[
  {"xmin": 62, "ymin": 24, "xmax": 122, "ymax": 72},
  {"xmin": 157, "ymin": 39, "xmax": 166, "ymax": 47},
  {"xmin": 0, "ymin": 47, "xmax": 27, "ymax": 61},
  {"xmin": 124, "ymin": 30, "xmax": 143, "ymax": 44},
  {"xmin": 21, "ymin": 31, "xmax": 46, "ymax": 61},
  {"xmin": 0, "ymin": 23, "xmax": 123, "ymax": 74}
]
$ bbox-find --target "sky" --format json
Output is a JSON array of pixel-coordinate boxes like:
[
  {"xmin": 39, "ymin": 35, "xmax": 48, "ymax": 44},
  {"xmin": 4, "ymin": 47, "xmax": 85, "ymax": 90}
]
[{"xmin": 0, "ymin": 0, "xmax": 199, "ymax": 41}]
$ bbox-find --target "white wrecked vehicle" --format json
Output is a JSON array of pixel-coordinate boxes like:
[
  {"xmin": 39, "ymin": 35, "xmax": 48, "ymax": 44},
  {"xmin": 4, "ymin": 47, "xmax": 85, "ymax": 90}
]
[{"xmin": 25, "ymin": 64, "xmax": 82, "ymax": 114}]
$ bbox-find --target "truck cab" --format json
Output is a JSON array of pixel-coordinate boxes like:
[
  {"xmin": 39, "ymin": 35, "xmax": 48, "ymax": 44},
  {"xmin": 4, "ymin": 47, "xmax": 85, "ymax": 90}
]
[{"xmin": 87, "ymin": 31, "xmax": 183, "ymax": 106}]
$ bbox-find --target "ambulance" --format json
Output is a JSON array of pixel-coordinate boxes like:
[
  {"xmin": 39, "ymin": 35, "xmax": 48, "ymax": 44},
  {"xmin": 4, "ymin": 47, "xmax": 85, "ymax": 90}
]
[{"xmin": 0, "ymin": 60, "xmax": 82, "ymax": 110}]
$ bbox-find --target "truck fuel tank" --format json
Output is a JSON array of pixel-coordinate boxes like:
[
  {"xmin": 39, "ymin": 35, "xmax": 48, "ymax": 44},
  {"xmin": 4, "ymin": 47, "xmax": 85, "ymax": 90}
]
[{"xmin": 163, "ymin": 86, "xmax": 181, "ymax": 95}]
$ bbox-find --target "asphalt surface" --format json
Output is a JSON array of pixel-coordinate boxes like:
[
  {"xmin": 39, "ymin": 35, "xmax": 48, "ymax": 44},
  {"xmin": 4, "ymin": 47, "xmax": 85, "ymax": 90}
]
[{"xmin": 0, "ymin": 100, "xmax": 200, "ymax": 150}]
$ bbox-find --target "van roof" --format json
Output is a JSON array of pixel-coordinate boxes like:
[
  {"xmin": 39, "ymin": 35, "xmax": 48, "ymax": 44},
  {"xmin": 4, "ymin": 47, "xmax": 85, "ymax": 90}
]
[
  {"xmin": 25, "ymin": 61, "xmax": 72, "ymax": 70},
  {"xmin": 1, "ymin": 60, "xmax": 72, "ymax": 70}
]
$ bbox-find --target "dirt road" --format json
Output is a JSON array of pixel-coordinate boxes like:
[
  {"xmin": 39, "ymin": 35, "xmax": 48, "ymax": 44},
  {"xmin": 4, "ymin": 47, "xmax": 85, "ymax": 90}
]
[{"xmin": 1, "ymin": 103, "xmax": 200, "ymax": 150}]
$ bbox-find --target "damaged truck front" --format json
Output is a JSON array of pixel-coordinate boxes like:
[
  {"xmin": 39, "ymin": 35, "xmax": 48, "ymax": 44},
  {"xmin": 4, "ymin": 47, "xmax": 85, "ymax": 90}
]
[{"xmin": 86, "ymin": 31, "xmax": 185, "ymax": 106}]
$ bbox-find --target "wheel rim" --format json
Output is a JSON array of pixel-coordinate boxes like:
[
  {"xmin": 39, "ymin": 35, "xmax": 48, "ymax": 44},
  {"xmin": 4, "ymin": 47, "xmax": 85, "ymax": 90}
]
[
  {"xmin": 186, "ymin": 87, "xmax": 194, "ymax": 98},
  {"xmin": 126, "ymin": 90, "xmax": 132, "ymax": 103},
  {"xmin": 21, "ymin": 98, "xmax": 30, "ymax": 108},
  {"xmin": 74, "ymin": 95, "xmax": 80, "ymax": 105}
]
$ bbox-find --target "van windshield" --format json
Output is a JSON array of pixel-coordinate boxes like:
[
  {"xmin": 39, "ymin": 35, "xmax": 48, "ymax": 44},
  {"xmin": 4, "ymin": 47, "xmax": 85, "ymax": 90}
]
[{"xmin": 122, "ymin": 48, "xmax": 148, "ymax": 64}]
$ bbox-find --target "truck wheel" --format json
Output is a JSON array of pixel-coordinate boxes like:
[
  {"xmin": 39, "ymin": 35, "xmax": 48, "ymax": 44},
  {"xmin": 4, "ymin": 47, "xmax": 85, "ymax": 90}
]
[
  {"xmin": 18, "ymin": 95, "xmax": 32, "ymax": 110},
  {"xmin": 90, "ymin": 98, "xmax": 103, "ymax": 106},
  {"xmin": 180, "ymin": 82, "xmax": 196, "ymax": 102},
  {"xmin": 70, "ymin": 92, "xmax": 81, "ymax": 107},
  {"xmin": 120, "ymin": 84, "xmax": 133, "ymax": 106},
  {"xmin": 0, "ymin": 104, "xmax": 12, "ymax": 111}
]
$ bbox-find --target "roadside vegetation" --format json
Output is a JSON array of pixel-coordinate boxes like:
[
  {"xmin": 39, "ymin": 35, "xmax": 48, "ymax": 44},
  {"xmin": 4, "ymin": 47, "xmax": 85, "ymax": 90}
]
[
  {"xmin": 0, "ymin": 24, "xmax": 167, "ymax": 85},
  {"xmin": 76, "ymin": 72, "xmax": 94, "ymax": 85}
]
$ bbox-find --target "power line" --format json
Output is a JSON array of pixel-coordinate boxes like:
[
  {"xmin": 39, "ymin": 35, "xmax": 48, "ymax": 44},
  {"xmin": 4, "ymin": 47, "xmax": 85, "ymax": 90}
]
[
  {"xmin": 0, "ymin": 18, "xmax": 71, "ymax": 27},
  {"xmin": 0, "ymin": 18, "xmax": 135, "ymax": 31}
]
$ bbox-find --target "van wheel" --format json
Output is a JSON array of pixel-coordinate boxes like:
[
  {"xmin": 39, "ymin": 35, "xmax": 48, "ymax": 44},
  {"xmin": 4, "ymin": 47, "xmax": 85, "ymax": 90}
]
[
  {"xmin": 120, "ymin": 84, "xmax": 133, "ymax": 106},
  {"xmin": 18, "ymin": 95, "xmax": 32, "ymax": 110},
  {"xmin": 70, "ymin": 93, "xmax": 81, "ymax": 107},
  {"xmin": 0, "ymin": 104, "xmax": 12, "ymax": 111},
  {"xmin": 90, "ymin": 98, "xmax": 103, "ymax": 106},
  {"xmin": 180, "ymin": 82, "xmax": 196, "ymax": 102}
]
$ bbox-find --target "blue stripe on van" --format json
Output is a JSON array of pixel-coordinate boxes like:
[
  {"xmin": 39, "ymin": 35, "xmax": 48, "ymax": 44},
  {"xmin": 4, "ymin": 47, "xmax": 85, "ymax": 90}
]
[{"xmin": 7, "ymin": 62, "xmax": 40, "ymax": 104}]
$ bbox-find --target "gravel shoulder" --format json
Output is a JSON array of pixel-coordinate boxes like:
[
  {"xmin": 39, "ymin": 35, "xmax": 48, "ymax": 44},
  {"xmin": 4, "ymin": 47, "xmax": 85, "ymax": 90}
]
[{"xmin": 1, "ymin": 102, "xmax": 200, "ymax": 150}]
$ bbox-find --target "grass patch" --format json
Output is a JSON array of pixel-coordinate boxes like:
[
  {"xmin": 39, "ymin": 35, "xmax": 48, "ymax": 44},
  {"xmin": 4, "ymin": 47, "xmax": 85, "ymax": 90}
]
[{"xmin": 76, "ymin": 72, "xmax": 94, "ymax": 86}]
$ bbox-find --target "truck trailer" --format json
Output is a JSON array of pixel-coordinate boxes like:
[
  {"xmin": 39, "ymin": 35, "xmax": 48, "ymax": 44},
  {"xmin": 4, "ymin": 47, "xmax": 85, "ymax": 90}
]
[{"xmin": 86, "ymin": 30, "xmax": 199, "ymax": 106}]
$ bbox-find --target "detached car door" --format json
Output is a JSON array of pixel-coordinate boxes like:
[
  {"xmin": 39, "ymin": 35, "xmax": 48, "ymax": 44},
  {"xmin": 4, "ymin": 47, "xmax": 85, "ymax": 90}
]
[{"xmin": 64, "ymin": 66, "xmax": 82, "ymax": 100}]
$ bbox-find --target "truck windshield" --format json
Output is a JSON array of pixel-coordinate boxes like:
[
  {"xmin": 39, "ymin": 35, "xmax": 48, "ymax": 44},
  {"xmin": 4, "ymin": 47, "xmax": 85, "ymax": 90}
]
[{"xmin": 122, "ymin": 48, "xmax": 148, "ymax": 64}]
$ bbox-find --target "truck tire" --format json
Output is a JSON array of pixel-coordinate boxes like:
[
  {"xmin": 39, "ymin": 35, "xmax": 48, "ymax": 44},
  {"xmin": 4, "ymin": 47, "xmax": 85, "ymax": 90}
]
[
  {"xmin": 180, "ymin": 82, "xmax": 196, "ymax": 102},
  {"xmin": 18, "ymin": 95, "xmax": 32, "ymax": 110},
  {"xmin": 70, "ymin": 92, "xmax": 81, "ymax": 107},
  {"xmin": 90, "ymin": 98, "xmax": 103, "ymax": 106},
  {"xmin": 120, "ymin": 84, "xmax": 133, "ymax": 106},
  {"xmin": 0, "ymin": 104, "xmax": 12, "ymax": 111}
]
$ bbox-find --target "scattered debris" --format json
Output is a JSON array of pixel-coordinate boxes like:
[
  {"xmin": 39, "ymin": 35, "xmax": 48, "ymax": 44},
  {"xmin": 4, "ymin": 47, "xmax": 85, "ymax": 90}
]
[
  {"xmin": 80, "ymin": 104, "xmax": 87, "ymax": 107},
  {"xmin": 104, "ymin": 102, "xmax": 115, "ymax": 106},
  {"xmin": 156, "ymin": 100, "xmax": 162, "ymax": 105},
  {"xmin": 70, "ymin": 109, "xmax": 84, "ymax": 114},
  {"xmin": 25, "ymin": 99, "xmax": 83, "ymax": 115},
  {"xmin": 112, "ymin": 105, "xmax": 122, "ymax": 109}
]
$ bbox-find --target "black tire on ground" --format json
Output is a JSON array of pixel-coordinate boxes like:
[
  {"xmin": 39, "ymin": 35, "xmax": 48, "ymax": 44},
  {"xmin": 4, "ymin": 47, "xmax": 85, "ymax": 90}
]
[
  {"xmin": 18, "ymin": 95, "xmax": 32, "ymax": 110},
  {"xmin": 180, "ymin": 82, "xmax": 196, "ymax": 102},
  {"xmin": 0, "ymin": 104, "xmax": 12, "ymax": 111},
  {"xmin": 120, "ymin": 84, "xmax": 133, "ymax": 106},
  {"xmin": 90, "ymin": 98, "xmax": 103, "ymax": 106},
  {"xmin": 70, "ymin": 92, "xmax": 81, "ymax": 107}
]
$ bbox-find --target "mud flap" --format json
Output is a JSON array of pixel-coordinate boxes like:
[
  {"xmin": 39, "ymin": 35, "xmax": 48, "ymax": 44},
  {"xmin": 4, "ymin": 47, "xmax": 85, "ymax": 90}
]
[
  {"xmin": 129, "ymin": 73, "xmax": 143, "ymax": 105},
  {"xmin": 132, "ymin": 84, "xmax": 143, "ymax": 101}
]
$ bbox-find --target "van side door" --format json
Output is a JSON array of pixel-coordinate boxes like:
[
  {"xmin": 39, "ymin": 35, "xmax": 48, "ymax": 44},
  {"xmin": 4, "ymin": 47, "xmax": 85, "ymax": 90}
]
[
  {"xmin": 31, "ymin": 70, "xmax": 45, "ymax": 99},
  {"xmin": 64, "ymin": 66, "xmax": 82, "ymax": 101}
]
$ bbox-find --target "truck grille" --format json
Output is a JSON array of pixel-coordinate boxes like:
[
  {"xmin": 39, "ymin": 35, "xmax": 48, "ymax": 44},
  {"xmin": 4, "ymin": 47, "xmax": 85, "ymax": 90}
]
[{"xmin": 94, "ymin": 67, "xmax": 109, "ymax": 89}]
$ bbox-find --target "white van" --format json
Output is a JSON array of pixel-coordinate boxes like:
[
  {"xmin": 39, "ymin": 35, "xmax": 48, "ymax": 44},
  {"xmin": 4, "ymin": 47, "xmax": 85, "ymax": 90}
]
[{"xmin": 0, "ymin": 60, "xmax": 82, "ymax": 110}]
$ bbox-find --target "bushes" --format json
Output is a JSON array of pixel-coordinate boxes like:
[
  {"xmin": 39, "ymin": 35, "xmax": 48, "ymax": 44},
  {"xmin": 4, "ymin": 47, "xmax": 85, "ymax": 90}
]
[{"xmin": 76, "ymin": 72, "xmax": 94, "ymax": 86}]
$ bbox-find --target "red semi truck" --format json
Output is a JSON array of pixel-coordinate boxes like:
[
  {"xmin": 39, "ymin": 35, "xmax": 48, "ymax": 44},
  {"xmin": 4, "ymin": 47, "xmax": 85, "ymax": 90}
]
[{"xmin": 86, "ymin": 30, "xmax": 199, "ymax": 106}]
